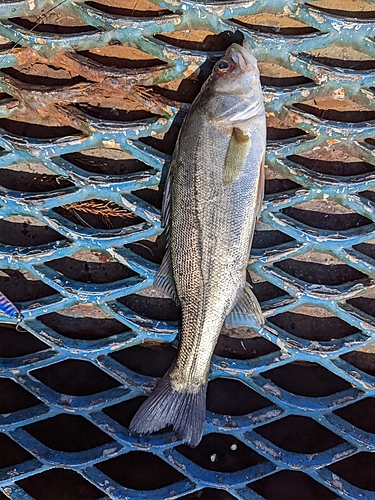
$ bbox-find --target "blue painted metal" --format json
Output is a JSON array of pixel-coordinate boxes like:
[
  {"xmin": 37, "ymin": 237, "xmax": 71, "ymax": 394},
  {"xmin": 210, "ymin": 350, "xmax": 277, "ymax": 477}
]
[{"xmin": 0, "ymin": 0, "xmax": 375, "ymax": 499}]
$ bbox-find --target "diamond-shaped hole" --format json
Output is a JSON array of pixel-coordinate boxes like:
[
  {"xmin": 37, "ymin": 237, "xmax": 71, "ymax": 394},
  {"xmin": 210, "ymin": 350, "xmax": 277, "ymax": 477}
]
[
  {"xmin": 0, "ymin": 163, "xmax": 74, "ymax": 192},
  {"xmin": 156, "ymin": 75, "xmax": 204, "ymax": 104},
  {"xmin": 328, "ymin": 453, "xmax": 375, "ymax": 491},
  {"xmin": 256, "ymin": 415, "xmax": 344, "ymax": 453},
  {"xmin": 24, "ymin": 414, "xmax": 112, "ymax": 452},
  {"xmin": 294, "ymin": 98, "xmax": 375, "ymax": 123},
  {"xmin": 1, "ymin": 65, "xmax": 86, "ymax": 87},
  {"xmin": 347, "ymin": 292, "xmax": 375, "ymax": 319},
  {"xmin": 274, "ymin": 253, "xmax": 367, "ymax": 286},
  {"xmin": 215, "ymin": 333, "xmax": 279, "ymax": 360},
  {"xmin": 96, "ymin": 451, "xmax": 185, "ymax": 489},
  {"xmin": 207, "ymin": 379, "xmax": 270, "ymax": 415},
  {"xmin": 155, "ymin": 29, "xmax": 234, "ymax": 51},
  {"xmin": 250, "ymin": 470, "xmax": 337, "ymax": 500},
  {"xmin": 39, "ymin": 304, "xmax": 128, "ymax": 340},
  {"xmin": 110, "ymin": 343, "xmax": 176, "ymax": 377},
  {"xmin": 269, "ymin": 115, "xmax": 308, "ymax": 141},
  {"xmin": 0, "ymin": 434, "xmax": 33, "ymax": 468},
  {"xmin": 54, "ymin": 199, "xmax": 145, "ymax": 229},
  {"xmin": 140, "ymin": 121, "xmax": 180, "ymax": 155},
  {"xmin": 61, "ymin": 148, "xmax": 153, "ymax": 176},
  {"xmin": 0, "ymin": 92, "xmax": 12, "ymax": 101},
  {"xmin": 341, "ymin": 351, "xmax": 375, "ymax": 377},
  {"xmin": 365, "ymin": 137, "xmax": 375, "ymax": 148},
  {"xmin": 249, "ymin": 274, "xmax": 289, "ymax": 304},
  {"xmin": 268, "ymin": 306, "xmax": 360, "ymax": 340},
  {"xmin": 11, "ymin": 13, "xmax": 95, "ymax": 34},
  {"xmin": 282, "ymin": 200, "xmax": 372, "ymax": 231},
  {"xmin": 0, "ymin": 325, "xmax": 49, "ymax": 357},
  {"xmin": 303, "ymin": 46, "xmax": 375, "ymax": 70},
  {"xmin": 177, "ymin": 434, "xmax": 265, "ymax": 473},
  {"xmin": 31, "ymin": 360, "xmax": 120, "ymax": 396},
  {"xmin": 259, "ymin": 61, "xmax": 313, "ymax": 87},
  {"xmin": 0, "ymin": 379, "xmax": 40, "ymax": 413},
  {"xmin": 0, "ymin": 216, "xmax": 67, "ymax": 247},
  {"xmin": 288, "ymin": 152, "xmax": 375, "ymax": 177},
  {"xmin": 267, "ymin": 180, "xmax": 302, "ymax": 196},
  {"xmin": 232, "ymin": 12, "xmax": 319, "ymax": 35},
  {"xmin": 360, "ymin": 188, "xmax": 375, "ymax": 204},
  {"xmin": 17, "ymin": 469, "xmax": 103, "ymax": 500},
  {"xmin": 103, "ymin": 396, "xmax": 146, "ymax": 428},
  {"xmin": 46, "ymin": 250, "xmax": 136, "ymax": 283},
  {"xmin": 334, "ymin": 397, "xmax": 375, "ymax": 433},
  {"xmin": 127, "ymin": 233, "xmax": 166, "ymax": 264},
  {"xmin": 0, "ymin": 117, "xmax": 81, "ymax": 139},
  {"xmin": 76, "ymin": 102, "xmax": 160, "ymax": 122},
  {"xmin": 265, "ymin": 148, "xmax": 307, "ymax": 188},
  {"xmin": 262, "ymin": 362, "xmax": 351, "ymax": 397},
  {"xmin": 79, "ymin": 45, "xmax": 166, "ymax": 69},
  {"xmin": 119, "ymin": 293, "xmax": 180, "ymax": 321},
  {"xmin": 310, "ymin": 1, "xmax": 375, "ymax": 18},
  {"xmin": 0, "ymin": 269, "xmax": 56, "ymax": 302},
  {"xmin": 252, "ymin": 228, "xmax": 294, "ymax": 249},
  {"xmin": 353, "ymin": 241, "xmax": 375, "ymax": 261},
  {"xmin": 0, "ymin": 36, "xmax": 16, "ymax": 51},
  {"xmin": 87, "ymin": 0, "xmax": 172, "ymax": 17},
  {"xmin": 132, "ymin": 185, "xmax": 163, "ymax": 209},
  {"xmin": 267, "ymin": 127, "xmax": 307, "ymax": 142},
  {"xmin": 179, "ymin": 490, "xmax": 237, "ymax": 500}
]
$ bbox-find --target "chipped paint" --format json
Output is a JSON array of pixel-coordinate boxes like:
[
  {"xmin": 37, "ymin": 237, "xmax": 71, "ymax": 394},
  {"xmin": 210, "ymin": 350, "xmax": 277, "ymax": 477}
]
[{"xmin": 102, "ymin": 139, "xmax": 122, "ymax": 150}]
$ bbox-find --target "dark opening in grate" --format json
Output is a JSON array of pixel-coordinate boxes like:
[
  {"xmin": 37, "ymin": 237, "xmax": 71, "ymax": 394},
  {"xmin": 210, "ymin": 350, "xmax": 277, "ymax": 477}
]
[
  {"xmin": 177, "ymin": 433, "xmax": 266, "ymax": 473},
  {"xmin": 23, "ymin": 414, "xmax": 112, "ymax": 452},
  {"xmin": 96, "ymin": 451, "xmax": 185, "ymax": 490},
  {"xmin": 250, "ymin": 470, "xmax": 337, "ymax": 500},
  {"xmin": 17, "ymin": 469, "xmax": 104, "ymax": 500},
  {"xmin": 31, "ymin": 359, "xmax": 120, "ymax": 396}
]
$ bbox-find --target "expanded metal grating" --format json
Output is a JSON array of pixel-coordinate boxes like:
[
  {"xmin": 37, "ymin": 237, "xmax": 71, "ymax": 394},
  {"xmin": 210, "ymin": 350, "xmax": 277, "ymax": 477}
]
[{"xmin": 1, "ymin": 0, "xmax": 375, "ymax": 498}]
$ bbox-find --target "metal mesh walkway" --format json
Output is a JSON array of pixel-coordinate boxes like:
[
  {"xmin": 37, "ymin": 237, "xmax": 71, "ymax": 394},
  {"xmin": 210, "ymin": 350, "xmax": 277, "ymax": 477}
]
[{"xmin": 1, "ymin": 0, "xmax": 375, "ymax": 498}]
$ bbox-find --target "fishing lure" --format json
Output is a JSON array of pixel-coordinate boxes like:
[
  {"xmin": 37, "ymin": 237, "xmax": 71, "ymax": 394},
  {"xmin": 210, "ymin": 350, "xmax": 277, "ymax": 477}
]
[{"xmin": 0, "ymin": 290, "xmax": 23, "ymax": 321}]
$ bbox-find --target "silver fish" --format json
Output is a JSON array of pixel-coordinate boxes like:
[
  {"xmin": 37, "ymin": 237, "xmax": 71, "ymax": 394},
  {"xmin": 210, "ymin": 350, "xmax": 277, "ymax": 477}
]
[{"xmin": 130, "ymin": 40, "xmax": 266, "ymax": 447}]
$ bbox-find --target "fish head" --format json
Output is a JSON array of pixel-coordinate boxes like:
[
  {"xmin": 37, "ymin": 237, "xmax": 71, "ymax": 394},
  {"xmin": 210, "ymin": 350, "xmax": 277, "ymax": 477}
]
[{"xmin": 210, "ymin": 40, "xmax": 261, "ymax": 96}]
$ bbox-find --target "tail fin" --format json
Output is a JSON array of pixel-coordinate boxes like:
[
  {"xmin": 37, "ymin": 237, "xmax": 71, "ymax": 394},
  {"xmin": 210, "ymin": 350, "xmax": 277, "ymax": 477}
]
[{"xmin": 129, "ymin": 373, "xmax": 207, "ymax": 448}]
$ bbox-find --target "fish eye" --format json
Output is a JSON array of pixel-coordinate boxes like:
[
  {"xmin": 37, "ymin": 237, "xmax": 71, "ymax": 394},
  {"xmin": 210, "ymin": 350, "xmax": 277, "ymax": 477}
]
[{"xmin": 217, "ymin": 60, "xmax": 229, "ymax": 71}]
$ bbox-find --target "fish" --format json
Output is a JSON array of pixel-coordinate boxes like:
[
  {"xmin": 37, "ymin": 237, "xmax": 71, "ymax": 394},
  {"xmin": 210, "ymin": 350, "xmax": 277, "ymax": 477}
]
[{"xmin": 130, "ymin": 40, "xmax": 266, "ymax": 447}]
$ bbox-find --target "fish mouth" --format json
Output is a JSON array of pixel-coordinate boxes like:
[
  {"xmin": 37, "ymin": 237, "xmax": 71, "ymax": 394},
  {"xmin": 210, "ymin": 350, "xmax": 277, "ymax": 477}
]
[{"xmin": 227, "ymin": 41, "xmax": 257, "ymax": 72}]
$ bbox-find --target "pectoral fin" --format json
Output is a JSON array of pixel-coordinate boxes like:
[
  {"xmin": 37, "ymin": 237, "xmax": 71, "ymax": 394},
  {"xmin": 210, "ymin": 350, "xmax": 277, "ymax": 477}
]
[
  {"xmin": 223, "ymin": 127, "xmax": 250, "ymax": 185},
  {"xmin": 224, "ymin": 282, "xmax": 264, "ymax": 332}
]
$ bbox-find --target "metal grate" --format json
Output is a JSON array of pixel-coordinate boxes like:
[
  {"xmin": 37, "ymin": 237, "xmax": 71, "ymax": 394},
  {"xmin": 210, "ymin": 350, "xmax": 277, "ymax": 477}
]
[{"xmin": 1, "ymin": 0, "xmax": 375, "ymax": 498}]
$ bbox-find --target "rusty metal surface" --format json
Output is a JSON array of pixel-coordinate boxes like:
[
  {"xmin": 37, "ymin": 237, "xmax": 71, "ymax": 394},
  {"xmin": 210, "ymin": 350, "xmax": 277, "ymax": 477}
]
[{"xmin": 1, "ymin": 0, "xmax": 375, "ymax": 499}]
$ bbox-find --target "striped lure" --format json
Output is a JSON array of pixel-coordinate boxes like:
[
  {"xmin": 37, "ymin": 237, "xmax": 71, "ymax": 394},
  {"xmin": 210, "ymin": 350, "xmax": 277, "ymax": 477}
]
[{"xmin": 0, "ymin": 291, "xmax": 22, "ymax": 319}]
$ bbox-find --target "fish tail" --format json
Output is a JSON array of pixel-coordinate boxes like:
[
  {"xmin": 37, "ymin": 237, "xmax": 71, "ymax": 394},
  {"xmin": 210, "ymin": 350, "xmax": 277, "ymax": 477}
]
[{"xmin": 130, "ymin": 372, "xmax": 207, "ymax": 448}]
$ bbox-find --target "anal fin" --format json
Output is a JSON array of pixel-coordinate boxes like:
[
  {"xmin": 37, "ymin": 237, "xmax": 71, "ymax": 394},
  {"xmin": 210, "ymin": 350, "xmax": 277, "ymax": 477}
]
[
  {"xmin": 154, "ymin": 249, "xmax": 180, "ymax": 306},
  {"xmin": 224, "ymin": 282, "xmax": 264, "ymax": 332}
]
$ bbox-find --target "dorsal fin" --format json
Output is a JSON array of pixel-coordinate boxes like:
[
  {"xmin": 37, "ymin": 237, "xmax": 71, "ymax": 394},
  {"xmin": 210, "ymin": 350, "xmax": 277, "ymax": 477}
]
[{"xmin": 161, "ymin": 161, "xmax": 173, "ymax": 243}]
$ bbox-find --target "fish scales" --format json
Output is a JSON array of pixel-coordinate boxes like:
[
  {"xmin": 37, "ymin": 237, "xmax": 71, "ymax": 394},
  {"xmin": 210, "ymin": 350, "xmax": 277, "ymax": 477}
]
[
  {"xmin": 130, "ymin": 40, "xmax": 266, "ymax": 447},
  {"xmin": 172, "ymin": 108, "xmax": 263, "ymax": 383}
]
